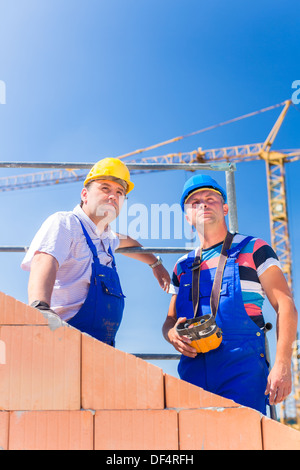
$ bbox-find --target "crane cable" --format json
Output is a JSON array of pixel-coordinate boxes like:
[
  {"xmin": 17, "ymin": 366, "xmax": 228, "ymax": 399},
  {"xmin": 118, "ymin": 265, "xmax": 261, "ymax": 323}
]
[{"xmin": 116, "ymin": 101, "xmax": 289, "ymax": 160}]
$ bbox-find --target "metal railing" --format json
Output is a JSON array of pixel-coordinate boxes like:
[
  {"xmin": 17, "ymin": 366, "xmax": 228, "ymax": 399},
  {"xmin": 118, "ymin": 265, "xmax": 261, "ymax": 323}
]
[{"xmin": 0, "ymin": 161, "xmax": 238, "ymax": 363}]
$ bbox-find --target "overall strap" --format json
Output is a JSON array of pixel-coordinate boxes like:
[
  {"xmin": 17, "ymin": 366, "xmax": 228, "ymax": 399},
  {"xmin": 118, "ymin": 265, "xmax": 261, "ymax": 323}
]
[
  {"xmin": 74, "ymin": 215, "xmax": 98, "ymax": 259},
  {"xmin": 210, "ymin": 231, "xmax": 234, "ymax": 317},
  {"xmin": 227, "ymin": 235, "xmax": 253, "ymax": 259},
  {"xmin": 191, "ymin": 246, "xmax": 202, "ymax": 318},
  {"xmin": 192, "ymin": 231, "xmax": 234, "ymax": 318},
  {"xmin": 74, "ymin": 215, "xmax": 117, "ymax": 268},
  {"xmin": 108, "ymin": 245, "xmax": 116, "ymax": 268}
]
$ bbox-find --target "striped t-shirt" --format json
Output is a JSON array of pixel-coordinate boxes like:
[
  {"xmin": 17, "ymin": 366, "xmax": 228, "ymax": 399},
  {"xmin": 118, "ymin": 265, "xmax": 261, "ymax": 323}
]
[{"xmin": 169, "ymin": 233, "xmax": 281, "ymax": 327}]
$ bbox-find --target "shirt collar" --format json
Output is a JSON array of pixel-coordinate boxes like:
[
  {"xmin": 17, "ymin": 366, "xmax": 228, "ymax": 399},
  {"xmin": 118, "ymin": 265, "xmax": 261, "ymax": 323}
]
[{"xmin": 73, "ymin": 204, "xmax": 113, "ymax": 239}]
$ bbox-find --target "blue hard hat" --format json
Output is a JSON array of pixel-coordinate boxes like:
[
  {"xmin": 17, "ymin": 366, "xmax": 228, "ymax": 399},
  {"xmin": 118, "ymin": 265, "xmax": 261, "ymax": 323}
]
[{"xmin": 180, "ymin": 174, "xmax": 227, "ymax": 210}]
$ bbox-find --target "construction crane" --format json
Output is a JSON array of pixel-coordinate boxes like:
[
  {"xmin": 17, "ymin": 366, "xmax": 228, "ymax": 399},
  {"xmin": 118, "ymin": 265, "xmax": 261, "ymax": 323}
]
[{"xmin": 0, "ymin": 99, "xmax": 300, "ymax": 423}]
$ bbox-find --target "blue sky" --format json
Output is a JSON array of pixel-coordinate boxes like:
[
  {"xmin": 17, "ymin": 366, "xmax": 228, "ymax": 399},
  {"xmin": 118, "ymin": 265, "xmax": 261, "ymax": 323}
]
[{"xmin": 0, "ymin": 1, "xmax": 300, "ymax": 386}]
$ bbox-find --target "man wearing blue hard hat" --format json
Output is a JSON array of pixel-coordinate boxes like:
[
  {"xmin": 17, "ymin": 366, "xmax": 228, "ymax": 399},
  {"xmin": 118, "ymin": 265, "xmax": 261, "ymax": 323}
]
[{"xmin": 163, "ymin": 174, "xmax": 297, "ymax": 416}]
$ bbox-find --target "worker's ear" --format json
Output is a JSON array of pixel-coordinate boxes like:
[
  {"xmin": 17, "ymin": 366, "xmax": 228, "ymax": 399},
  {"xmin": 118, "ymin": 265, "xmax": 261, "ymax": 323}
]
[
  {"xmin": 81, "ymin": 187, "xmax": 88, "ymax": 205},
  {"xmin": 223, "ymin": 203, "xmax": 229, "ymax": 217},
  {"xmin": 185, "ymin": 212, "xmax": 193, "ymax": 227}
]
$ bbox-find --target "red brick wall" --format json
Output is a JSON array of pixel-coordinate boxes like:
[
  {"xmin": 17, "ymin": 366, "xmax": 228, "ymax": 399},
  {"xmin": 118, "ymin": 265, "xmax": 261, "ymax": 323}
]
[{"xmin": 0, "ymin": 291, "xmax": 300, "ymax": 450}]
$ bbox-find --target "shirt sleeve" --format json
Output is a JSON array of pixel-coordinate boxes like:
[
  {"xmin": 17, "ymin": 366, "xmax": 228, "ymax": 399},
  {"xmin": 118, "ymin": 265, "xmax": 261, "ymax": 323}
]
[
  {"xmin": 21, "ymin": 212, "xmax": 73, "ymax": 271},
  {"xmin": 109, "ymin": 229, "xmax": 120, "ymax": 252},
  {"xmin": 169, "ymin": 262, "xmax": 180, "ymax": 295},
  {"xmin": 252, "ymin": 239, "xmax": 282, "ymax": 277}
]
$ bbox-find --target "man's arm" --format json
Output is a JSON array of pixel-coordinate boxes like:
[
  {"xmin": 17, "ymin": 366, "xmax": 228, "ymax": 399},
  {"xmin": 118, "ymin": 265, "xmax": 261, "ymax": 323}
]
[
  {"xmin": 162, "ymin": 294, "xmax": 197, "ymax": 358},
  {"xmin": 259, "ymin": 265, "xmax": 298, "ymax": 405},
  {"xmin": 117, "ymin": 234, "xmax": 161, "ymax": 264},
  {"xmin": 117, "ymin": 234, "xmax": 171, "ymax": 292},
  {"xmin": 28, "ymin": 252, "xmax": 59, "ymax": 306}
]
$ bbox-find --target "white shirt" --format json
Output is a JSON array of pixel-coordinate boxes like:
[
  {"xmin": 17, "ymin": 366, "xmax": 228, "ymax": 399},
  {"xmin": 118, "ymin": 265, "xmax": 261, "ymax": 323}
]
[{"xmin": 21, "ymin": 204, "xmax": 120, "ymax": 321}]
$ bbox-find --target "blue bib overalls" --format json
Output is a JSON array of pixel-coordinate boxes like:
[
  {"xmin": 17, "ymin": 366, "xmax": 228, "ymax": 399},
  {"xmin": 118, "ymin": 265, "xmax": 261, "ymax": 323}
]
[
  {"xmin": 68, "ymin": 218, "xmax": 125, "ymax": 346},
  {"xmin": 176, "ymin": 236, "xmax": 269, "ymax": 415}
]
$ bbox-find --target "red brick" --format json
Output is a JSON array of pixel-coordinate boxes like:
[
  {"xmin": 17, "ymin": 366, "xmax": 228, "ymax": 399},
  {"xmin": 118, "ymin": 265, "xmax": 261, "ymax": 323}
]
[
  {"xmin": 0, "ymin": 325, "xmax": 81, "ymax": 410},
  {"xmin": 262, "ymin": 416, "xmax": 300, "ymax": 450},
  {"xmin": 9, "ymin": 411, "xmax": 93, "ymax": 450},
  {"xmin": 179, "ymin": 407, "xmax": 262, "ymax": 450},
  {"xmin": 82, "ymin": 334, "xmax": 164, "ymax": 410},
  {"xmin": 0, "ymin": 292, "xmax": 47, "ymax": 325},
  {"xmin": 0, "ymin": 412, "xmax": 9, "ymax": 450},
  {"xmin": 95, "ymin": 410, "xmax": 178, "ymax": 450},
  {"xmin": 164, "ymin": 373, "xmax": 239, "ymax": 409}
]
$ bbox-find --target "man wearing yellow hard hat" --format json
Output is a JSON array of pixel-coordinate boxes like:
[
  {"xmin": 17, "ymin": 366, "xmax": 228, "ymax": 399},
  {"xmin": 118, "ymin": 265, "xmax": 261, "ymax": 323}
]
[{"xmin": 21, "ymin": 158, "xmax": 170, "ymax": 346}]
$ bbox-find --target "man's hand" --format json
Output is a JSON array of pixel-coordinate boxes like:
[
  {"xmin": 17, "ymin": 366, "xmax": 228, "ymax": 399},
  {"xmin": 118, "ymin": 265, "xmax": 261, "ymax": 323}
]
[
  {"xmin": 163, "ymin": 296, "xmax": 197, "ymax": 358},
  {"xmin": 265, "ymin": 360, "xmax": 292, "ymax": 405},
  {"xmin": 152, "ymin": 264, "xmax": 171, "ymax": 292},
  {"xmin": 166, "ymin": 316, "xmax": 197, "ymax": 358},
  {"xmin": 117, "ymin": 235, "xmax": 171, "ymax": 292},
  {"xmin": 31, "ymin": 301, "xmax": 58, "ymax": 316},
  {"xmin": 31, "ymin": 300, "xmax": 63, "ymax": 331}
]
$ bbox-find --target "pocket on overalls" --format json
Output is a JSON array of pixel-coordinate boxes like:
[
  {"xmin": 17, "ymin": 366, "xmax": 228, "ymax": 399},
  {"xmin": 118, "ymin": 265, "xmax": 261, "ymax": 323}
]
[
  {"xmin": 197, "ymin": 280, "xmax": 229, "ymax": 298},
  {"xmin": 193, "ymin": 281, "xmax": 229, "ymax": 316},
  {"xmin": 176, "ymin": 272, "xmax": 194, "ymax": 319},
  {"xmin": 99, "ymin": 280, "xmax": 125, "ymax": 336},
  {"xmin": 230, "ymin": 335, "xmax": 269, "ymax": 384},
  {"xmin": 101, "ymin": 280, "xmax": 126, "ymax": 299}
]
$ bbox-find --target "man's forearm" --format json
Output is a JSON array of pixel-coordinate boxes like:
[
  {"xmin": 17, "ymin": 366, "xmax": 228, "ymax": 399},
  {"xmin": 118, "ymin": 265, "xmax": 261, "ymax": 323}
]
[
  {"xmin": 28, "ymin": 252, "xmax": 58, "ymax": 305},
  {"xmin": 117, "ymin": 234, "xmax": 157, "ymax": 265},
  {"xmin": 274, "ymin": 299, "xmax": 298, "ymax": 366},
  {"xmin": 162, "ymin": 316, "xmax": 177, "ymax": 343}
]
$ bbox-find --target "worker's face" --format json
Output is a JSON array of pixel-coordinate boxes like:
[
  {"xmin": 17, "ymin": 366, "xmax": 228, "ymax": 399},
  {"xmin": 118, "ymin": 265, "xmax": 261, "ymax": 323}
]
[
  {"xmin": 184, "ymin": 189, "xmax": 228, "ymax": 232},
  {"xmin": 81, "ymin": 179, "xmax": 126, "ymax": 224}
]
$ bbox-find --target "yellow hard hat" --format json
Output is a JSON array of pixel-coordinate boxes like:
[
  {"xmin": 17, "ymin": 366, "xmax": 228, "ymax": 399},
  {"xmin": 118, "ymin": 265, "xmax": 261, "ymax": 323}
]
[{"xmin": 84, "ymin": 158, "xmax": 134, "ymax": 194}]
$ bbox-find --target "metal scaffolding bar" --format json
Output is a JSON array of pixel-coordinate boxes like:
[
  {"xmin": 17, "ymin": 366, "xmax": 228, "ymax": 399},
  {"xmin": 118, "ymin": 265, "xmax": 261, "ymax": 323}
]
[
  {"xmin": 0, "ymin": 160, "xmax": 237, "ymax": 253},
  {"xmin": 0, "ymin": 162, "xmax": 237, "ymax": 233},
  {"xmin": 131, "ymin": 354, "xmax": 181, "ymax": 360},
  {"xmin": 226, "ymin": 170, "xmax": 239, "ymax": 233},
  {"xmin": 0, "ymin": 246, "xmax": 195, "ymax": 253},
  {"xmin": 0, "ymin": 161, "xmax": 236, "ymax": 171}
]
